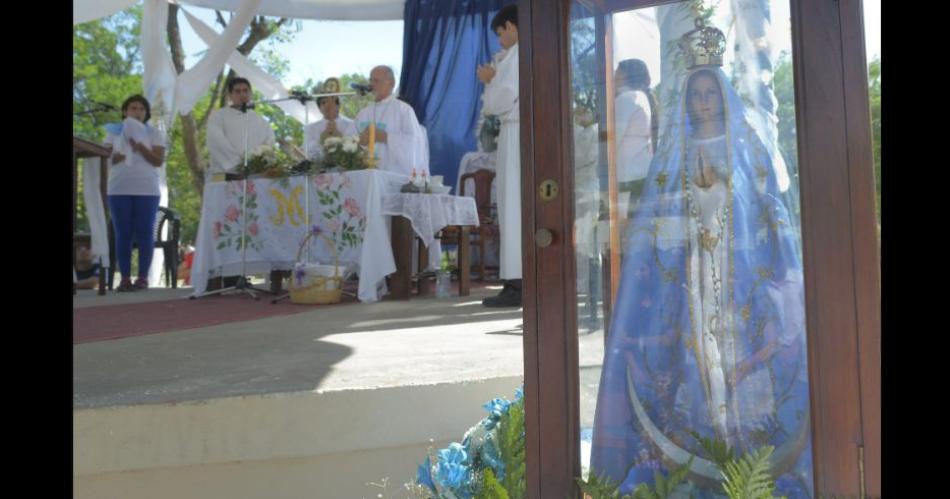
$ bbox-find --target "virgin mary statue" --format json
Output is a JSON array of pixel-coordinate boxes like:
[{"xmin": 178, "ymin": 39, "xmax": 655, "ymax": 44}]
[{"xmin": 589, "ymin": 17, "xmax": 814, "ymax": 498}]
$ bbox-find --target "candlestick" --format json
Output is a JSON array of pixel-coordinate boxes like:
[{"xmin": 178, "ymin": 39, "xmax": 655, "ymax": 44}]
[{"xmin": 366, "ymin": 122, "xmax": 377, "ymax": 169}]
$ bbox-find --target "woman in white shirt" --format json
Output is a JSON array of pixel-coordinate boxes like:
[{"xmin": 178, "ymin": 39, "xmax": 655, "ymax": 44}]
[{"xmin": 104, "ymin": 95, "xmax": 166, "ymax": 291}]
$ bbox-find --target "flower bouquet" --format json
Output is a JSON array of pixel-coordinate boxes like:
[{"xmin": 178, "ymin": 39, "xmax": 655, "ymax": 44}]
[
  {"xmin": 409, "ymin": 387, "xmax": 526, "ymax": 499},
  {"xmin": 238, "ymin": 145, "xmax": 294, "ymax": 178},
  {"xmin": 317, "ymin": 135, "xmax": 368, "ymax": 172}
]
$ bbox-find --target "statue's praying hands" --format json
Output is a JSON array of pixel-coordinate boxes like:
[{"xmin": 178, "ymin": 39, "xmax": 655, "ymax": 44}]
[{"xmin": 693, "ymin": 146, "xmax": 719, "ymax": 189}]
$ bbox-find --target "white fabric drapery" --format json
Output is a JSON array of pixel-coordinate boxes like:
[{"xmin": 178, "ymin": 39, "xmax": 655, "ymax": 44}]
[
  {"xmin": 81, "ymin": 159, "xmax": 112, "ymax": 268},
  {"xmin": 173, "ymin": 0, "xmax": 404, "ymax": 21},
  {"xmin": 182, "ymin": 8, "xmax": 321, "ymax": 125},
  {"xmin": 142, "ymin": 0, "xmax": 179, "ymax": 120},
  {"xmin": 140, "ymin": 0, "xmax": 262, "ymax": 121},
  {"xmin": 93, "ymin": 0, "xmax": 391, "ymax": 125},
  {"xmin": 174, "ymin": 0, "xmax": 262, "ymax": 116},
  {"xmin": 75, "ymin": 0, "xmax": 405, "ymax": 25},
  {"xmin": 73, "ymin": 0, "xmax": 137, "ymax": 24}
]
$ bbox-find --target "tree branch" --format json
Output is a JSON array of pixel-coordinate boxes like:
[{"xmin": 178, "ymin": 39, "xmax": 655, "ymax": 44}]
[
  {"xmin": 167, "ymin": 4, "xmax": 186, "ymax": 74},
  {"xmin": 164, "ymin": 7, "xmax": 291, "ymax": 197},
  {"xmin": 166, "ymin": 3, "xmax": 205, "ymax": 195},
  {"xmin": 200, "ymin": 70, "xmax": 226, "ymax": 129},
  {"xmin": 215, "ymin": 10, "xmax": 227, "ymax": 29},
  {"xmin": 236, "ymin": 16, "xmax": 290, "ymax": 55}
]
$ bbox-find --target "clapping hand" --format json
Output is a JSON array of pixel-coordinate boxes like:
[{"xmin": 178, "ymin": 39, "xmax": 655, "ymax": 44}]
[{"xmin": 476, "ymin": 64, "xmax": 496, "ymax": 84}]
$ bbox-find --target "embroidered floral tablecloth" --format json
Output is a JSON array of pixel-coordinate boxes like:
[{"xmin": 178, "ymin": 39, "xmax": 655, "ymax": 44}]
[{"xmin": 191, "ymin": 170, "xmax": 406, "ymax": 302}]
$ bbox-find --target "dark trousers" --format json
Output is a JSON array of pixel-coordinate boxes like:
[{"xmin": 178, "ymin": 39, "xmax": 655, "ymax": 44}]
[{"xmin": 108, "ymin": 195, "xmax": 160, "ymax": 279}]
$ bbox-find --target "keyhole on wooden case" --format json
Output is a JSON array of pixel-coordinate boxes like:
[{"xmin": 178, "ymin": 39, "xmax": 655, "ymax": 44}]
[{"xmin": 539, "ymin": 180, "xmax": 558, "ymax": 201}]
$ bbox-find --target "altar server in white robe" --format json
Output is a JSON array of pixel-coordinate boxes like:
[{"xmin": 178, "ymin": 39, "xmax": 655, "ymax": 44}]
[
  {"xmin": 356, "ymin": 66, "xmax": 427, "ymax": 177},
  {"xmin": 477, "ymin": 5, "xmax": 522, "ymax": 308},
  {"xmin": 613, "ymin": 59, "xmax": 656, "ymax": 222},
  {"xmin": 206, "ymin": 77, "xmax": 276, "ymax": 177},
  {"xmin": 305, "ymin": 94, "xmax": 359, "ymax": 161}
]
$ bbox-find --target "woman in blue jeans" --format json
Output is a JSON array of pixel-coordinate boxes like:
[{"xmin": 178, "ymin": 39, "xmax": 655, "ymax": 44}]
[{"xmin": 104, "ymin": 95, "xmax": 166, "ymax": 291}]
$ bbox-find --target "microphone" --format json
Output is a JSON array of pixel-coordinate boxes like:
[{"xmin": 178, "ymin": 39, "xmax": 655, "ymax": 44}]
[
  {"xmin": 349, "ymin": 82, "xmax": 372, "ymax": 95},
  {"xmin": 289, "ymin": 89, "xmax": 312, "ymax": 102},
  {"xmin": 93, "ymin": 101, "xmax": 117, "ymax": 110}
]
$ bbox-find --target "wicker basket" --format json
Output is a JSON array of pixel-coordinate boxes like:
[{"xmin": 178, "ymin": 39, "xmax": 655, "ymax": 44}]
[{"xmin": 289, "ymin": 232, "xmax": 343, "ymax": 305}]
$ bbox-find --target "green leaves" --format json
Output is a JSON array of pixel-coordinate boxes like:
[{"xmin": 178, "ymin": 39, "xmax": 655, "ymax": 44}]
[
  {"xmin": 721, "ymin": 446, "xmax": 781, "ymax": 499},
  {"xmin": 690, "ymin": 430, "xmax": 735, "ymax": 469},
  {"xmin": 497, "ymin": 397, "xmax": 525, "ymax": 499},
  {"xmin": 625, "ymin": 456, "xmax": 693, "ymax": 499},
  {"xmin": 577, "ymin": 473, "xmax": 629, "ymax": 499},
  {"xmin": 475, "ymin": 469, "xmax": 510, "ymax": 499},
  {"xmin": 576, "ymin": 440, "xmax": 787, "ymax": 499}
]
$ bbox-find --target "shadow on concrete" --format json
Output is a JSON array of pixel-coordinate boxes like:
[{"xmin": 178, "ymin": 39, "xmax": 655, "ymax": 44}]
[{"xmin": 73, "ymin": 288, "xmax": 524, "ymax": 410}]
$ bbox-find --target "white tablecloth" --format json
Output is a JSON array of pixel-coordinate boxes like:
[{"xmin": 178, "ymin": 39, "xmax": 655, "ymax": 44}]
[
  {"xmin": 381, "ymin": 193, "xmax": 479, "ymax": 247},
  {"xmin": 382, "ymin": 192, "xmax": 479, "ymax": 271},
  {"xmin": 191, "ymin": 170, "xmax": 406, "ymax": 302}
]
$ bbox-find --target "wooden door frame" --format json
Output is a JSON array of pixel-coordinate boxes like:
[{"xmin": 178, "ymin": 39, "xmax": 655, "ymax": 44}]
[{"xmin": 517, "ymin": 0, "xmax": 881, "ymax": 497}]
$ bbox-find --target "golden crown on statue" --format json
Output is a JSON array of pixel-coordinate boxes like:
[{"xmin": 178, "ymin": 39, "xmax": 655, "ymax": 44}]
[
  {"xmin": 678, "ymin": 17, "xmax": 726, "ymax": 69},
  {"xmin": 316, "ymin": 77, "xmax": 341, "ymax": 94}
]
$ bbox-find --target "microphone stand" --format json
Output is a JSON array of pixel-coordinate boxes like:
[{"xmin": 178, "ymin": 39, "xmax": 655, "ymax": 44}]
[
  {"xmin": 271, "ymin": 91, "xmax": 315, "ymax": 304},
  {"xmin": 191, "ymin": 101, "xmax": 272, "ymax": 300},
  {"xmin": 267, "ymin": 90, "xmax": 361, "ymax": 303}
]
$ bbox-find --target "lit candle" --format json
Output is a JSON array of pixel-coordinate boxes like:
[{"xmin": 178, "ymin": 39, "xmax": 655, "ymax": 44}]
[{"xmin": 367, "ymin": 122, "xmax": 376, "ymax": 166}]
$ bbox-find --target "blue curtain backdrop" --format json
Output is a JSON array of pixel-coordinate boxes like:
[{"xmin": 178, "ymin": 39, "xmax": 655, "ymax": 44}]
[{"xmin": 398, "ymin": 0, "xmax": 512, "ymax": 190}]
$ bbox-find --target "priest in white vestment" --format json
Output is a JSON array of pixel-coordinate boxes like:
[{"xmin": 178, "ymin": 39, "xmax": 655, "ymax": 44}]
[
  {"xmin": 206, "ymin": 77, "xmax": 276, "ymax": 177},
  {"xmin": 305, "ymin": 94, "xmax": 358, "ymax": 161},
  {"xmin": 477, "ymin": 5, "xmax": 522, "ymax": 307},
  {"xmin": 356, "ymin": 66, "xmax": 427, "ymax": 177}
]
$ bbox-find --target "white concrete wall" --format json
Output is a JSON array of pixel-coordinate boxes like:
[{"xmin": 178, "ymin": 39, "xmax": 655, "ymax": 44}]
[
  {"xmin": 75, "ymin": 376, "xmax": 523, "ymax": 499},
  {"xmin": 76, "ymin": 440, "xmax": 454, "ymax": 499}
]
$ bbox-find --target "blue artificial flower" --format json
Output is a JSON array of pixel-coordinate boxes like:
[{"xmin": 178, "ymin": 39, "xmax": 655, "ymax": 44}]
[
  {"xmin": 435, "ymin": 443, "xmax": 472, "ymax": 492},
  {"xmin": 482, "ymin": 398, "xmax": 511, "ymax": 429},
  {"xmin": 514, "ymin": 386, "xmax": 524, "ymax": 401},
  {"xmin": 479, "ymin": 437, "xmax": 505, "ymax": 481},
  {"xmin": 438, "ymin": 442, "xmax": 469, "ymax": 466},
  {"xmin": 293, "ymin": 264, "xmax": 307, "ymax": 286},
  {"xmin": 416, "ymin": 455, "xmax": 437, "ymax": 492},
  {"xmin": 461, "ymin": 434, "xmax": 473, "ymax": 451}
]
